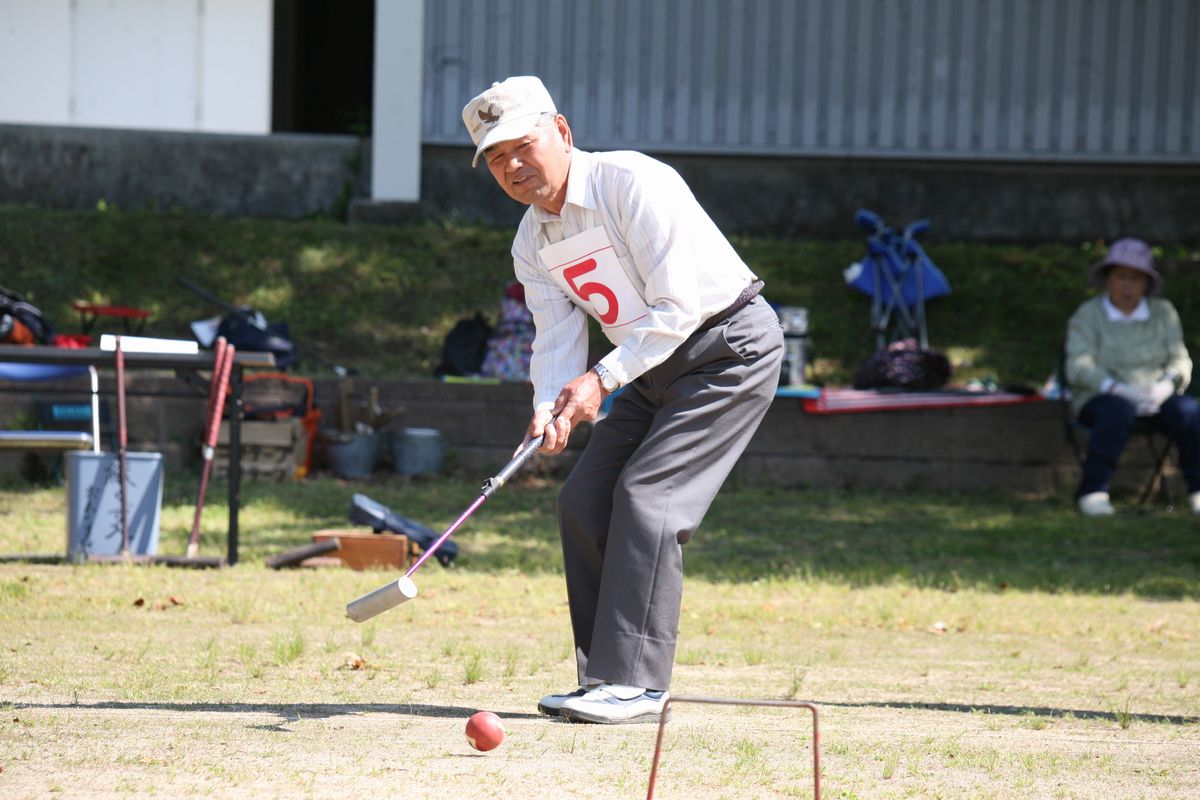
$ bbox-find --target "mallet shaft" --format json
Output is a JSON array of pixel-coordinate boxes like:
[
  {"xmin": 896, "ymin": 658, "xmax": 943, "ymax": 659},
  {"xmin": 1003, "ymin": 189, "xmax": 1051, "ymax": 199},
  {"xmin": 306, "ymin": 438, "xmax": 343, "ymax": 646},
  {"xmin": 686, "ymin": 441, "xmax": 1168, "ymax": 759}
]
[{"xmin": 345, "ymin": 430, "xmax": 547, "ymax": 622}]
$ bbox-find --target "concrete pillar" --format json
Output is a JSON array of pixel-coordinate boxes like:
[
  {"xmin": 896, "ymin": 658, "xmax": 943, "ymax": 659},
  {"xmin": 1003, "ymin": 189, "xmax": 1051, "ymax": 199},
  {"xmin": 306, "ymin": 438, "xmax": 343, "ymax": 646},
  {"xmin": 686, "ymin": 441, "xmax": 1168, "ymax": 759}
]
[{"xmin": 371, "ymin": 0, "xmax": 423, "ymax": 201}]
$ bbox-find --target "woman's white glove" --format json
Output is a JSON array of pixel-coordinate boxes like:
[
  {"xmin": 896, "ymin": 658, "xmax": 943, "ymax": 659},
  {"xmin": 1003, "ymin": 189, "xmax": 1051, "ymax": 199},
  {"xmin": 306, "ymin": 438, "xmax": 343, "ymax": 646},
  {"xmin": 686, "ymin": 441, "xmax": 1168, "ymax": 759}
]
[
  {"xmin": 1148, "ymin": 378, "xmax": 1177, "ymax": 409},
  {"xmin": 1109, "ymin": 382, "xmax": 1151, "ymax": 407}
]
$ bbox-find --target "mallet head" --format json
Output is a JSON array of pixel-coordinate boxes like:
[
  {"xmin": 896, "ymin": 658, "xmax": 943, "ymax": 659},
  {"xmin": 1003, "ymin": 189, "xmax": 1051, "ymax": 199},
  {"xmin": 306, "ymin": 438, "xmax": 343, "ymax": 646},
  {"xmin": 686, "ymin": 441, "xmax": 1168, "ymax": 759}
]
[{"xmin": 346, "ymin": 576, "xmax": 418, "ymax": 623}]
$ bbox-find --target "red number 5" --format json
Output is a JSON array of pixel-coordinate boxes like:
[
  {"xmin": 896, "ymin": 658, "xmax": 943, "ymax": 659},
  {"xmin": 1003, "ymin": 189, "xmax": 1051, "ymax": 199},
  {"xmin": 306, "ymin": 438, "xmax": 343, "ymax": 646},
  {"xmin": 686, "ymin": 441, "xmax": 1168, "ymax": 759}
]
[{"xmin": 563, "ymin": 258, "xmax": 620, "ymax": 324}]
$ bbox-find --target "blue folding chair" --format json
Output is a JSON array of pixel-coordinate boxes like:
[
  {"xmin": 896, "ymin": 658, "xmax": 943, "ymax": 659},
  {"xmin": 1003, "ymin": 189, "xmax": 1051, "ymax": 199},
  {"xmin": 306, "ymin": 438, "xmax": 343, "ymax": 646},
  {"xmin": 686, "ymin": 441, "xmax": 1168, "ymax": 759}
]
[
  {"xmin": 0, "ymin": 363, "xmax": 102, "ymax": 480},
  {"xmin": 844, "ymin": 209, "xmax": 952, "ymax": 351}
]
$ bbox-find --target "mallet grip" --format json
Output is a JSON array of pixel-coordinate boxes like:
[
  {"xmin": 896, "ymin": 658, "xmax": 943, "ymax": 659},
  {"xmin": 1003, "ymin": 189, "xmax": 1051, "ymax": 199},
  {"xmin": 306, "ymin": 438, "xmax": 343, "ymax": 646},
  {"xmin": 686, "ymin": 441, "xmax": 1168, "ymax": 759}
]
[{"xmin": 482, "ymin": 432, "xmax": 545, "ymax": 497}]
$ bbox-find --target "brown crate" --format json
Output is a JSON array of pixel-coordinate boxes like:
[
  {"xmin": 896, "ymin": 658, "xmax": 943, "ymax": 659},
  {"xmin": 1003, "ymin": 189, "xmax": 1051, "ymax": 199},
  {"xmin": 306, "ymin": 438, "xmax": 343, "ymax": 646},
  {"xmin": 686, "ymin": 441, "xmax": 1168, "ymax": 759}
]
[
  {"xmin": 214, "ymin": 418, "xmax": 305, "ymax": 480},
  {"xmin": 214, "ymin": 446, "xmax": 294, "ymax": 480},
  {"xmin": 218, "ymin": 419, "xmax": 301, "ymax": 448},
  {"xmin": 312, "ymin": 530, "xmax": 409, "ymax": 571}
]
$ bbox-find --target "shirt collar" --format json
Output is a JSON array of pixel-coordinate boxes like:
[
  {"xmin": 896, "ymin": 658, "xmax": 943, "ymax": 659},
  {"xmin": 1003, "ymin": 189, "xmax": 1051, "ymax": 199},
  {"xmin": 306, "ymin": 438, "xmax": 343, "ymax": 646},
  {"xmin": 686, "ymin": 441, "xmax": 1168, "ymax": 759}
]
[
  {"xmin": 1103, "ymin": 294, "xmax": 1150, "ymax": 322},
  {"xmin": 530, "ymin": 149, "xmax": 595, "ymax": 225}
]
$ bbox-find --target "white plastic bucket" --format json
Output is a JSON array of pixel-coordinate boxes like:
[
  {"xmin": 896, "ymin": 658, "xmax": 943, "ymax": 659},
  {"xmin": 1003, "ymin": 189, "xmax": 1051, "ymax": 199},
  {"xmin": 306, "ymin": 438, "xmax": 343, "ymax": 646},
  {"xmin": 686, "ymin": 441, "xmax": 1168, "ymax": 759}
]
[{"xmin": 66, "ymin": 451, "xmax": 163, "ymax": 561}]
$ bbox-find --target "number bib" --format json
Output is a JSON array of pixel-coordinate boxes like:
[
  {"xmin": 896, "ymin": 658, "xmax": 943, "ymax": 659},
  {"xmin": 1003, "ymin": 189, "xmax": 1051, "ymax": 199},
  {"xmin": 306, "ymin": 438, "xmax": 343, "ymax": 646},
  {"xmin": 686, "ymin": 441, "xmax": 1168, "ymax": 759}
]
[{"xmin": 538, "ymin": 226, "xmax": 650, "ymax": 345}]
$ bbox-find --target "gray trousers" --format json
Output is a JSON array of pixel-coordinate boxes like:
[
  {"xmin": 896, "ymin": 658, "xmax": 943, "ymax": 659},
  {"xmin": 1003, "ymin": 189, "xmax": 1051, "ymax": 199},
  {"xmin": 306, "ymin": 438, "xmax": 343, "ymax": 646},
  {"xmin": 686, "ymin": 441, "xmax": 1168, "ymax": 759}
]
[{"xmin": 556, "ymin": 295, "xmax": 783, "ymax": 691}]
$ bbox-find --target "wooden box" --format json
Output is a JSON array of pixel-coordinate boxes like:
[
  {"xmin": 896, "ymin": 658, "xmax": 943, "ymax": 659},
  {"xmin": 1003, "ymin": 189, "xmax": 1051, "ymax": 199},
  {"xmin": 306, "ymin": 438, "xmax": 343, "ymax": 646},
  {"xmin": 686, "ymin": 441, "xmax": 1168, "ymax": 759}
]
[{"xmin": 311, "ymin": 529, "xmax": 410, "ymax": 571}]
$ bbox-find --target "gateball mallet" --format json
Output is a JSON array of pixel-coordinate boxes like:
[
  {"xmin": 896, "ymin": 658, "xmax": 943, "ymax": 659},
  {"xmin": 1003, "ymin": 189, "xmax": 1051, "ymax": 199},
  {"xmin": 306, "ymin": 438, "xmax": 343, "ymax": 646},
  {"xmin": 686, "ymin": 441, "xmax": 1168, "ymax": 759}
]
[
  {"xmin": 115, "ymin": 336, "xmax": 130, "ymax": 556},
  {"xmin": 186, "ymin": 338, "xmax": 235, "ymax": 559},
  {"xmin": 346, "ymin": 430, "xmax": 547, "ymax": 622}
]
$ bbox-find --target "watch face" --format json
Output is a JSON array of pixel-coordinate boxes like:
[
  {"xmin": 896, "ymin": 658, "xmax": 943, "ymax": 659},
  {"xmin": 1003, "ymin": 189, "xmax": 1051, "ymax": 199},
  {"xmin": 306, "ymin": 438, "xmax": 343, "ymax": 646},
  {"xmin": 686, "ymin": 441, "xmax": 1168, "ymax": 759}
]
[{"xmin": 596, "ymin": 367, "xmax": 617, "ymax": 391}]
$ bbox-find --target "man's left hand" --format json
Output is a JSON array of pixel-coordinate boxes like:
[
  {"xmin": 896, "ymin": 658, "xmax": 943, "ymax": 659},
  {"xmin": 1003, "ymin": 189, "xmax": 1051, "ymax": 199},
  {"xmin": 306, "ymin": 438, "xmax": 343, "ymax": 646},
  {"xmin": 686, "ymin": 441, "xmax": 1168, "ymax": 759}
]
[{"xmin": 543, "ymin": 369, "xmax": 607, "ymax": 455}]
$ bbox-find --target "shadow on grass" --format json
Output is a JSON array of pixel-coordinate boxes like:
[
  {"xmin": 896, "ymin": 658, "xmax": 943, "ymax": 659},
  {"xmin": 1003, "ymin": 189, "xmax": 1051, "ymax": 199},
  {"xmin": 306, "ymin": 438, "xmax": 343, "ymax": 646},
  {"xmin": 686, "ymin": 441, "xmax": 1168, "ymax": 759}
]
[
  {"xmin": 19, "ymin": 698, "xmax": 1196, "ymax": 727},
  {"xmin": 8, "ymin": 475, "xmax": 1197, "ymax": 599},
  {"xmin": 221, "ymin": 478, "xmax": 1200, "ymax": 599},
  {"xmin": 690, "ymin": 487, "xmax": 1200, "ymax": 599},
  {"xmin": 810, "ymin": 699, "xmax": 1199, "ymax": 726},
  {"xmin": 16, "ymin": 700, "xmax": 544, "ymax": 722}
]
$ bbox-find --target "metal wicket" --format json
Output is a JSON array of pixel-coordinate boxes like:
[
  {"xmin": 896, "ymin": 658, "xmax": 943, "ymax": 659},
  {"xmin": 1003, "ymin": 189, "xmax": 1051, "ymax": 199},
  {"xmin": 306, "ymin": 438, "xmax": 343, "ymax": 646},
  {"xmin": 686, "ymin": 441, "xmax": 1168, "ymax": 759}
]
[{"xmin": 646, "ymin": 695, "xmax": 820, "ymax": 800}]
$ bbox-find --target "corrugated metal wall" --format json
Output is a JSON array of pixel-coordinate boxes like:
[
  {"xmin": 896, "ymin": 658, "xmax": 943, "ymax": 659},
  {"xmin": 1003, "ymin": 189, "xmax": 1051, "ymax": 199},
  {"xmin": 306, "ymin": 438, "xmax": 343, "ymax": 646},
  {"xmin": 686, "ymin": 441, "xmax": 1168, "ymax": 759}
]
[{"xmin": 422, "ymin": 0, "xmax": 1200, "ymax": 162}]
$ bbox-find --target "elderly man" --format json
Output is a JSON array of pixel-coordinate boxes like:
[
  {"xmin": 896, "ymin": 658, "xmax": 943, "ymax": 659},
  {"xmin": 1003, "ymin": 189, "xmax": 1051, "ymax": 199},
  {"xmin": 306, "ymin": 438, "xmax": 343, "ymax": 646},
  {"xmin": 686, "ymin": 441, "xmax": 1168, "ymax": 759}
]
[{"xmin": 462, "ymin": 76, "xmax": 783, "ymax": 724}]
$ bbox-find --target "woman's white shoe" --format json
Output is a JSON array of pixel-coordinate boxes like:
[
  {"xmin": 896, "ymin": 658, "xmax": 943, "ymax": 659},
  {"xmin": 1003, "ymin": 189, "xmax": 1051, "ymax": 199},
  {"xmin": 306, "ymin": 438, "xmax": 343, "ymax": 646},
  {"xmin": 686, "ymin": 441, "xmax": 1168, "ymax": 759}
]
[{"xmin": 1078, "ymin": 492, "xmax": 1116, "ymax": 516}]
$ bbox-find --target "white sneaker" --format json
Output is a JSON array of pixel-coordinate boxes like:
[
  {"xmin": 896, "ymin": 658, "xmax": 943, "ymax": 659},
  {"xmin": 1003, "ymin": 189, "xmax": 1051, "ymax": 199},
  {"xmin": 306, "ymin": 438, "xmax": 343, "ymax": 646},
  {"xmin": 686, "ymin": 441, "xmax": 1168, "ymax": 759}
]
[
  {"xmin": 1189, "ymin": 492, "xmax": 1200, "ymax": 516},
  {"xmin": 1078, "ymin": 492, "xmax": 1116, "ymax": 516},
  {"xmin": 536, "ymin": 686, "xmax": 590, "ymax": 717},
  {"xmin": 560, "ymin": 683, "xmax": 668, "ymax": 724}
]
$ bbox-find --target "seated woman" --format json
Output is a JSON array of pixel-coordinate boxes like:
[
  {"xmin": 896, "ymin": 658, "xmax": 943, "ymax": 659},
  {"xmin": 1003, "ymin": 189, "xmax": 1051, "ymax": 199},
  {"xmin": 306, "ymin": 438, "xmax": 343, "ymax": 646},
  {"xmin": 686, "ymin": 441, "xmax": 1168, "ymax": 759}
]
[{"xmin": 1066, "ymin": 238, "xmax": 1199, "ymax": 516}]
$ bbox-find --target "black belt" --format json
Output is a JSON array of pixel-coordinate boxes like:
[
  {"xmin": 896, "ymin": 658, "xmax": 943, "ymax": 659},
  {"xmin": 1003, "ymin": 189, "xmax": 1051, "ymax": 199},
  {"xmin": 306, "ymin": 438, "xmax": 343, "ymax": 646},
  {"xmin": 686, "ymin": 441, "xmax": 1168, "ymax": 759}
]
[{"xmin": 697, "ymin": 279, "xmax": 765, "ymax": 332}]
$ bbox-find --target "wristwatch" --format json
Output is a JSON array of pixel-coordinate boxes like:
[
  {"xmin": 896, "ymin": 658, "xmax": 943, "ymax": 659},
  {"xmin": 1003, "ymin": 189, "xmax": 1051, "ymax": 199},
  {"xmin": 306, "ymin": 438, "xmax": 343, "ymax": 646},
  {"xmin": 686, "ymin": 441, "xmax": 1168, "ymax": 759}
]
[{"xmin": 593, "ymin": 363, "xmax": 620, "ymax": 394}]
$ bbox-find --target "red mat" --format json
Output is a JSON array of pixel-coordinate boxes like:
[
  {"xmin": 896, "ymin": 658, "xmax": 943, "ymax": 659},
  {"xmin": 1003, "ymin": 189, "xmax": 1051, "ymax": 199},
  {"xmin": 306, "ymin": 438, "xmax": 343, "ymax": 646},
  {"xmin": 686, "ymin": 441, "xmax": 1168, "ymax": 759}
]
[{"xmin": 802, "ymin": 388, "xmax": 1043, "ymax": 415}]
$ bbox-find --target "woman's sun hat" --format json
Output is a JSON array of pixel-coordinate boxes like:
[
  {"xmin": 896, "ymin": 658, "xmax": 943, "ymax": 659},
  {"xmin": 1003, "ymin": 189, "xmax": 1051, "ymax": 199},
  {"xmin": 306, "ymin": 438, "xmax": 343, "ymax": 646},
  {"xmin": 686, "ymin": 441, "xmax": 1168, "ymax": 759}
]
[{"xmin": 1089, "ymin": 237, "xmax": 1163, "ymax": 295}]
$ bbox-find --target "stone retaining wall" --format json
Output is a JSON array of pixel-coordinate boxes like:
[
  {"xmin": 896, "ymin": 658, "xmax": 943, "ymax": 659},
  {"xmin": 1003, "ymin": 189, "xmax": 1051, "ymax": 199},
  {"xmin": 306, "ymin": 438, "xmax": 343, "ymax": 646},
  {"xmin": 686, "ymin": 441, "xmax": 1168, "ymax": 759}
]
[
  {"xmin": 0, "ymin": 375, "xmax": 1173, "ymax": 497},
  {"xmin": 4, "ymin": 124, "xmax": 1200, "ymax": 242}
]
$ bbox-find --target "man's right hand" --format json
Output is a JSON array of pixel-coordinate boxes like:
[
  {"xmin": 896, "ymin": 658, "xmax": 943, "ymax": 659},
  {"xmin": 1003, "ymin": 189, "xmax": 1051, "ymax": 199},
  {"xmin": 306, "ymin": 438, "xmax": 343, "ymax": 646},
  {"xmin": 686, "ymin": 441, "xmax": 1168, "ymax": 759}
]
[
  {"xmin": 523, "ymin": 368, "xmax": 608, "ymax": 455},
  {"xmin": 523, "ymin": 408, "xmax": 570, "ymax": 455}
]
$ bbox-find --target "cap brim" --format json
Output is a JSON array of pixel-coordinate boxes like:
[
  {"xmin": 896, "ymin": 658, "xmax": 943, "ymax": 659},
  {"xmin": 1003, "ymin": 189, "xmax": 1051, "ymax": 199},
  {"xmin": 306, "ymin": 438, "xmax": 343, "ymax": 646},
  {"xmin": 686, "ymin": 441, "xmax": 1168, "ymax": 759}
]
[{"xmin": 471, "ymin": 113, "xmax": 544, "ymax": 167}]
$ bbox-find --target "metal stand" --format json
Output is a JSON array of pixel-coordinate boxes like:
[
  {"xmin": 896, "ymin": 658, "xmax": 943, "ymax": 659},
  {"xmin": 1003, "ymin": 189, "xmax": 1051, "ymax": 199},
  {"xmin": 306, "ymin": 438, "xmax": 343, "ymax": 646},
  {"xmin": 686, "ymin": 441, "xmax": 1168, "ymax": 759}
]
[{"xmin": 646, "ymin": 695, "xmax": 820, "ymax": 800}]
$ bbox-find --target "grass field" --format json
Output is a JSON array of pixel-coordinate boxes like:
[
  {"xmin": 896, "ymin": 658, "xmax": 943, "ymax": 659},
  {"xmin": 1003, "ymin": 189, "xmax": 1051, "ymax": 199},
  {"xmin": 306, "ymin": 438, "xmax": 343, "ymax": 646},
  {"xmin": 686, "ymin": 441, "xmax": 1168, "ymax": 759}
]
[{"xmin": 1, "ymin": 475, "xmax": 1199, "ymax": 798}]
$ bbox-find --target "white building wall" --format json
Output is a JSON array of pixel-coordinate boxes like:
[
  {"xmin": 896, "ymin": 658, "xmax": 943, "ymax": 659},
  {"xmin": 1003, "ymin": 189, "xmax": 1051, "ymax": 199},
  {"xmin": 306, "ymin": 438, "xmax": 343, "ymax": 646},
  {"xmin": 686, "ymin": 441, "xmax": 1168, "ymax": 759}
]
[
  {"xmin": 0, "ymin": 0, "xmax": 271, "ymax": 134},
  {"xmin": 0, "ymin": 1, "xmax": 71, "ymax": 124},
  {"xmin": 371, "ymin": 0, "xmax": 424, "ymax": 201},
  {"xmin": 199, "ymin": 0, "xmax": 272, "ymax": 133}
]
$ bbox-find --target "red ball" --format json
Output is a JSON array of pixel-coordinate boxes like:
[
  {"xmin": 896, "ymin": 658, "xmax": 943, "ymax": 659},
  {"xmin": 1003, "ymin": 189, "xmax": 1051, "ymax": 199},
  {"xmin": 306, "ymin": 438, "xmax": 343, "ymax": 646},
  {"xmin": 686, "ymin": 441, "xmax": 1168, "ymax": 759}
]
[{"xmin": 465, "ymin": 711, "xmax": 505, "ymax": 752}]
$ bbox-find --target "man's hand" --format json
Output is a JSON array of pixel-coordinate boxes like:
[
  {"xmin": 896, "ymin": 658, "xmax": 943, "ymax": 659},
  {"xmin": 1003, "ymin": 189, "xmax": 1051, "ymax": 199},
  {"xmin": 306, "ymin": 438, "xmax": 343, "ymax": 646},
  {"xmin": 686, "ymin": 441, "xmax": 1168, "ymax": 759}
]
[
  {"xmin": 523, "ymin": 369, "xmax": 607, "ymax": 455},
  {"xmin": 522, "ymin": 408, "xmax": 556, "ymax": 454}
]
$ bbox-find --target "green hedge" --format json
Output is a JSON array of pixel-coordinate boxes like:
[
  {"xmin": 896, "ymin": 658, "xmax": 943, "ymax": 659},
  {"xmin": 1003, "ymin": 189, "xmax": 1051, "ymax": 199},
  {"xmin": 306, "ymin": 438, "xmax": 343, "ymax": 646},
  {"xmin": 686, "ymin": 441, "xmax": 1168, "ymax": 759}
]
[{"xmin": 2, "ymin": 204, "xmax": 1197, "ymax": 387}]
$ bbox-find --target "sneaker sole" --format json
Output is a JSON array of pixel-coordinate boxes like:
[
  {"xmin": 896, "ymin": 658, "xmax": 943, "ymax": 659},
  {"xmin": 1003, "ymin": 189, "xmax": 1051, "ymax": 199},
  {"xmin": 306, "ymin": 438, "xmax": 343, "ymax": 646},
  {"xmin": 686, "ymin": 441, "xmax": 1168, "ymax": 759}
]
[
  {"xmin": 560, "ymin": 706, "xmax": 669, "ymax": 725},
  {"xmin": 537, "ymin": 689, "xmax": 590, "ymax": 718},
  {"xmin": 537, "ymin": 701, "xmax": 566, "ymax": 717}
]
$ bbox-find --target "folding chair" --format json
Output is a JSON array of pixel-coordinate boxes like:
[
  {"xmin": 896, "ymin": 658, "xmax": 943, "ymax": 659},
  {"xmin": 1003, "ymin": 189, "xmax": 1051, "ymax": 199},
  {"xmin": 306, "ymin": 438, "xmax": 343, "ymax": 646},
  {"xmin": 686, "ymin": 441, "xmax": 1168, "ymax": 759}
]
[
  {"xmin": 844, "ymin": 209, "xmax": 952, "ymax": 351},
  {"xmin": 34, "ymin": 395, "xmax": 114, "ymax": 474},
  {"xmin": 0, "ymin": 364, "xmax": 103, "ymax": 482},
  {"xmin": 1057, "ymin": 353, "xmax": 1173, "ymax": 506}
]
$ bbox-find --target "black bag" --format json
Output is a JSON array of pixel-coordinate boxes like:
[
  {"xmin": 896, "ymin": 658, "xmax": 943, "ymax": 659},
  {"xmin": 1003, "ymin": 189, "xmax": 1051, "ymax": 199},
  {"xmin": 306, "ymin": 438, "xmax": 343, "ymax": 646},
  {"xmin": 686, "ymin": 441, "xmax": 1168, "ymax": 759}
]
[
  {"xmin": 853, "ymin": 338, "xmax": 952, "ymax": 390},
  {"xmin": 216, "ymin": 312, "xmax": 298, "ymax": 370},
  {"xmin": 0, "ymin": 285, "xmax": 56, "ymax": 344},
  {"xmin": 434, "ymin": 312, "xmax": 493, "ymax": 377}
]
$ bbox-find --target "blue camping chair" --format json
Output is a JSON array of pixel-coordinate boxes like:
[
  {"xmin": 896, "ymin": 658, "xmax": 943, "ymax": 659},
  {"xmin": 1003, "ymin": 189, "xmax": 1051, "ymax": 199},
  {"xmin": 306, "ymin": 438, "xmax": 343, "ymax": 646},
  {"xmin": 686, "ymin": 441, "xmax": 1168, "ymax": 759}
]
[
  {"xmin": 0, "ymin": 363, "xmax": 102, "ymax": 479},
  {"xmin": 844, "ymin": 209, "xmax": 952, "ymax": 350}
]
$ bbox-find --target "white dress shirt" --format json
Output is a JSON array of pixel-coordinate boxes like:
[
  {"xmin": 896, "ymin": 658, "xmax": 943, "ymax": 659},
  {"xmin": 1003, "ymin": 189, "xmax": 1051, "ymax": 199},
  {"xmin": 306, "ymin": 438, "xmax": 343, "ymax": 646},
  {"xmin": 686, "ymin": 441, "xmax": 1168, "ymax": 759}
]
[{"xmin": 511, "ymin": 148, "xmax": 757, "ymax": 410}]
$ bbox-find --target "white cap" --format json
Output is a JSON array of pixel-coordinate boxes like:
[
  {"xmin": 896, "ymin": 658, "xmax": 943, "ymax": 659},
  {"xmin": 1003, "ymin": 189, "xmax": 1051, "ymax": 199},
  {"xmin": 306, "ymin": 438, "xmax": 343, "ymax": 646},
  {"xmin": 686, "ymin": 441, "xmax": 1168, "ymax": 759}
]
[{"xmin": 462, "ymin": 76, "xmax": 557, "ymax": 168}]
